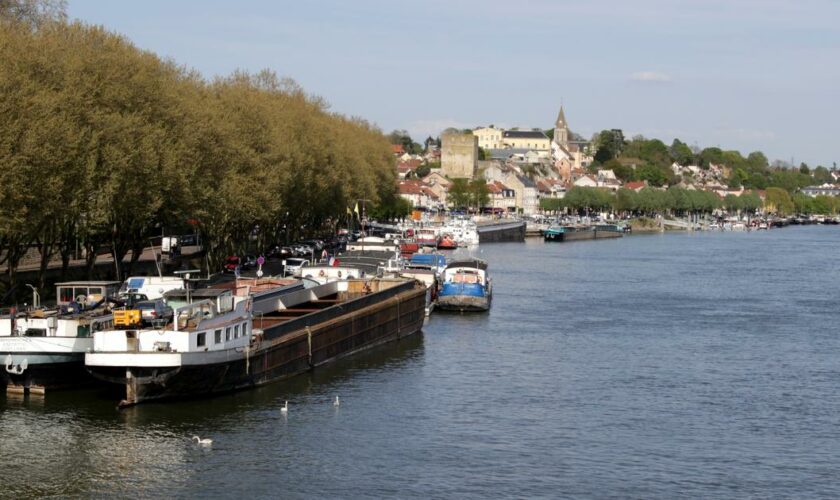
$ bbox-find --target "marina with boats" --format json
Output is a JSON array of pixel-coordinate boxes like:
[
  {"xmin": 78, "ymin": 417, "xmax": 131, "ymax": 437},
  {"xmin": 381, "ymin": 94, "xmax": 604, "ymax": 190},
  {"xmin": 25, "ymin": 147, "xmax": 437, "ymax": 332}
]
[{"xmin": 1, "ymin": 210, "xmax": 832, "ymax": 403}]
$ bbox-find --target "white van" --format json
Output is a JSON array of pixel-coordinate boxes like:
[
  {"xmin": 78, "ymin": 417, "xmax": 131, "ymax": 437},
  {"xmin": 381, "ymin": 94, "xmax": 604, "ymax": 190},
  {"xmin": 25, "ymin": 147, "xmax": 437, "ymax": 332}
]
[{"xmin": 119, "ymin": 276, "xmax": 185, "ymax": 301}]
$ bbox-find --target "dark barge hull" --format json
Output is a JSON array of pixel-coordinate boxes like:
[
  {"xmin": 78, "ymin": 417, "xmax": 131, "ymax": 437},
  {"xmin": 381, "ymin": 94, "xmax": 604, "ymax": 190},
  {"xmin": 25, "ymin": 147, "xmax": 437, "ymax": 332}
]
[
  {"xmin": 3, "ymin": 354, "xmax": 97, "ymax": 394},
  {"xmin": 91, "ymin": 280, "xmax": 426, "ymax": 407},
  {"xmin": 545, "ymin": 228, "xmax": 623, "ymax": 242}
]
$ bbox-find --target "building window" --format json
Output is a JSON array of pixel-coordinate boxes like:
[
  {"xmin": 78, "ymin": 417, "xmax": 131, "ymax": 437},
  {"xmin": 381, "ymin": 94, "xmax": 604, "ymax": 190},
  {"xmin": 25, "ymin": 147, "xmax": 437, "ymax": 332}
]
[
  {"xmin": 197, "ymin": 332, "xmax": 206, "ymax": 348},
  {"xmin": 242, "ymin": 323, "xmax": 248, "ymax": 338},
  {"xmin": 226, "ymin": 327, "xmax": 231, "ymax": 341},
  {"xmin": 215, "ymin": 329, "xmax": 222, "ymax": 344},
  {"xmin": 234, "ymin": 324, "xmax": 240, "ymax": 338}
]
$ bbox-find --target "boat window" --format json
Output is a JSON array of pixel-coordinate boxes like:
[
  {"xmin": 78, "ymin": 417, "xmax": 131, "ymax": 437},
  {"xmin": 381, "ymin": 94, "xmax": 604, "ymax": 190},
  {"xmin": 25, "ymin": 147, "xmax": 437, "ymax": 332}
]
[
  {"xmin": 225, "ymin": 327, "xmax": 231, "ymax": 341},
  {"xmin": 58, "ymin": 287, "xmax": 74, "ymax": 304},
  {"xmin": 197, "ymin": 332, "xmax": 206, "ymax": 347},
  {"xmin": 234, "ymin": 324, "xmax": 240, "ymax": 338},
  {"xmin": 214, "ymin": 329, "xmax": 222, "ymax": 344}
]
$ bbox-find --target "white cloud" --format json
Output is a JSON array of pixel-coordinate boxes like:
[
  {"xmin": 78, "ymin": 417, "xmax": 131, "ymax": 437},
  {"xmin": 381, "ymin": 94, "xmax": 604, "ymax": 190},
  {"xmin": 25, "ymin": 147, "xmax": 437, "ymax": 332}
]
[{"xmin": 630, "ymin": 71, "xmax": 672, "ymax": 83}]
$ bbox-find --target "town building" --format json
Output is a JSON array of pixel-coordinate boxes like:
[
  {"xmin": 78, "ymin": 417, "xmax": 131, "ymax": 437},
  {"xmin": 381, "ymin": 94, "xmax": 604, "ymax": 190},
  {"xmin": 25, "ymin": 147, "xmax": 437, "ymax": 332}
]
[
  {"xmin": 472, "ymin": 126, "xmax": 503, "ymax": 150},
  {"xmin": 504, "ymin": 173, "xmax": 539, "ymax": 214},
  {"xmin": 502, "ymin": 130, "xmax": 550, "ymax": 151},
  {"xmin": 486, "ymin": 181, "xmax": 517, "ymax": 212}
]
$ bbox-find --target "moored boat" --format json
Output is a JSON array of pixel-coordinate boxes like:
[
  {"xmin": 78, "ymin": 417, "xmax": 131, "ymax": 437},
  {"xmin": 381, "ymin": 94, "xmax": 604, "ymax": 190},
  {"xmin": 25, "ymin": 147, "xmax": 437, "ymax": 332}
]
[
  {"xmin": 543, "ymin": 225, "xmax": 595, "ymax": 242},
  {"xmin": 436, "ymin": 258, "xmax": 492, "ymax": 312},
  {"xmin": 437, "ymin": 234, "xmax": 458, "ymax": 249},
  {"xmin": 1, "ymin": 281, "xmax": 122, "ymax": 394},
  {"xmin": 415, "ymin": 228, "xmax": 438, "ymax": 247},
  {"xmin": 85, "ymin": 277, "xmax": 426, "ymax": 407}
]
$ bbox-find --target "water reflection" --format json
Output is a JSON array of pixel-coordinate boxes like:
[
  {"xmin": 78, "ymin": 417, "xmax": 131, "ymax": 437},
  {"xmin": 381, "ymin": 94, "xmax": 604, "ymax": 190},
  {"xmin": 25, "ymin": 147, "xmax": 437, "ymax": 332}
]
[{"xmin": 0, "ymin": 332, "xmax": 424, "ymax": 497}]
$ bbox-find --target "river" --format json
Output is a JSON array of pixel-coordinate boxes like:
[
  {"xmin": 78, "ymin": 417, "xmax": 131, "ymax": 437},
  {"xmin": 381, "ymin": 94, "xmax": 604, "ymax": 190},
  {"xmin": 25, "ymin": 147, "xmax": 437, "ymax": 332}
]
[{"xmin": 2, "ymin": 225, "xmax": 839, "ymax": 498}]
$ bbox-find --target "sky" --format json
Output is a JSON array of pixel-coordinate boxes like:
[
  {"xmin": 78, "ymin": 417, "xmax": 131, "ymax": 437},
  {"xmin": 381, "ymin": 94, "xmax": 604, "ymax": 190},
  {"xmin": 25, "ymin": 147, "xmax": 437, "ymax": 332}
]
[{"xmin": 68, "ymin": 0, "xmax": 840, "ymax": 167}]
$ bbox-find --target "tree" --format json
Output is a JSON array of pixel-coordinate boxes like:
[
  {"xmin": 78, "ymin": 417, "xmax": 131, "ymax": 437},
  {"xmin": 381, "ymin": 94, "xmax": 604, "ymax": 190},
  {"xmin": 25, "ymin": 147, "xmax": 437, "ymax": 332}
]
[
  {"xmin": 813, "ymin": 166, "xmax": 832, "ymax": 184},
  {"xmin": 414, "ymin": 163, "xmax": 431, "ymax": 178},
  {"xmin": 699, "ymin": 147, "xmax": 724, "ymax": 169},
  {"xmin": 669, "ymin": 139, "xmax": 695, "ymax": 166},
  {"xmin": 764, "ymin": 187, "xmax": 794, "ymax": 215},
  {"xmin": 593, "ymin": 129, "xmax": 625, "ymax": 164},
  {"xmin": 740, "ymin": 191, "xmax": 762, "ymax": 214},
  {"xmin": 723, "ymin": 194, "xmax": 742, "ymax": 213},
  {"xmin": 0, "ymin": 0, "xmax": 66, "ymax": 27},
  {"xmin": 447, "ymin": 179, "xmax": 471, "ymax": 208},
  {"xmin": 468, "ymin": 180, "xmax": 490, "ymax": 211}
]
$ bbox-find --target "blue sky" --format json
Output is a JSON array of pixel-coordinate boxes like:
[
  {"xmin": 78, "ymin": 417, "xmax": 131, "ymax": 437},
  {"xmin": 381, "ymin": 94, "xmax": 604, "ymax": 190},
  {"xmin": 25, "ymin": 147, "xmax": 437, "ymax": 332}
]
[{"xmin": 68, "ymin": 0, "xmax": 839, "ymax": 167}]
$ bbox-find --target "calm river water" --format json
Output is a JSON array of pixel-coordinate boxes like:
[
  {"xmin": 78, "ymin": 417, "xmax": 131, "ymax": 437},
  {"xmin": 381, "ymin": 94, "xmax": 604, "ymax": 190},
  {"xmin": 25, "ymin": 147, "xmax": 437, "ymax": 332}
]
[{"xmin": 2, "ymin": 226, "xmax": 840, "ymax": 498}]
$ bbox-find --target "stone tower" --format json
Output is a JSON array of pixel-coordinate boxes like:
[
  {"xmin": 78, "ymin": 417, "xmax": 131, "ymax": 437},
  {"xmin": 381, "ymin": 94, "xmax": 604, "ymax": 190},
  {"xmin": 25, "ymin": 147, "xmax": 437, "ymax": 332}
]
[{"xmin": 441, "ymin": 131, "xmax": 477, "ymax": 179}]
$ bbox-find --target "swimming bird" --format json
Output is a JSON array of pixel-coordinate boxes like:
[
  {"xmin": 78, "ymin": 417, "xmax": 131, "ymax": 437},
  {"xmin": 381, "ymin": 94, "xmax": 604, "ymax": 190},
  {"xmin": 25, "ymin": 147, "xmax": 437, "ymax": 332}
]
[
  {"xmin": 333, "ymin": 396, "xmax": 340, "ymax": 407},
  {"xmin": 281, "ymin": 400, "xmax": 288, "ymax": 413},
  {"xmin": 192, "ymin": 436, "xmax": 212, "ymax": 446}
]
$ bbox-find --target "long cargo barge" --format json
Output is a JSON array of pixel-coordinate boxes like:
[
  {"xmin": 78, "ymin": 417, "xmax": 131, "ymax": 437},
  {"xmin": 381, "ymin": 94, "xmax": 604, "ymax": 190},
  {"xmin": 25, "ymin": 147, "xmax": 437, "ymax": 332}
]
[
  {"xmin": 543, "ymin": 225, "xmax": 624, "ymax": 242},
  {"xmin": 86, "ymin": 278, "xmax": 425, "ymax": 407}
]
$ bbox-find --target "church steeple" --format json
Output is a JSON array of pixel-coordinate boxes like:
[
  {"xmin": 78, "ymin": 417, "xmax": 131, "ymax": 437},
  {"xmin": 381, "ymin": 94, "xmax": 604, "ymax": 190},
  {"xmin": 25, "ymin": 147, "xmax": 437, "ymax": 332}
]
[
  {"xmin": 555, "ymin": 105, "xmax": 567, "ymax": 129},
  {"xmin": 554, "ymin": 105, "xmax": 569, "ymax": 148}
]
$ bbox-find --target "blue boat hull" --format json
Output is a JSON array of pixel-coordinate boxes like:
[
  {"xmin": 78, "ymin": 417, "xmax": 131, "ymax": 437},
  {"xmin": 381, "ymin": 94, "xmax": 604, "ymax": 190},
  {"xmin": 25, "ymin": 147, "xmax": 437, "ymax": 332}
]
[{"xmin": 436, "ymin": 283, "xmax": 491, "ymax": 312}]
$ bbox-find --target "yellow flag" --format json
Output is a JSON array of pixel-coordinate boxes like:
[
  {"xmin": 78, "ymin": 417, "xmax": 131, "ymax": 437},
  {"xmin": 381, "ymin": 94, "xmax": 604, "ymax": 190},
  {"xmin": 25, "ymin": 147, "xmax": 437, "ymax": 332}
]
[
  {"xmin": 346, "ymin": 206, "xmax": 351, "ymax": 215},
  {"xmin": 353, "ymin": 202, "xmax": 360, "ymax": 218}
]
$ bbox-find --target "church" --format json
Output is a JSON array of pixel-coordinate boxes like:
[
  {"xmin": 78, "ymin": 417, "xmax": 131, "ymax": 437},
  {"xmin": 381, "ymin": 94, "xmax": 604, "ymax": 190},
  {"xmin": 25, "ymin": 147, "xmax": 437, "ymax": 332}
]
[{"xmin": 550, "ymin": 106, "xmax": 592, "ymax": 181}]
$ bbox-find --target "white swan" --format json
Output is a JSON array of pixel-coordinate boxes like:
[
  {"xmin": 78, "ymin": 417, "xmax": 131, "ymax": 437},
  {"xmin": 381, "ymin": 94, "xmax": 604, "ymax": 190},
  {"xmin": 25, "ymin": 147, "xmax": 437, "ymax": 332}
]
[
  {"xmin": 333, "ymin": 396, "xmax": 340, "ymax": 407},
  {"xmin": 280, "ymin": 400, "xmax": 288, "ymax": 413},
  {"xmin": 192, "ymin": 436, "xmax": 212, "ymax": 446}
]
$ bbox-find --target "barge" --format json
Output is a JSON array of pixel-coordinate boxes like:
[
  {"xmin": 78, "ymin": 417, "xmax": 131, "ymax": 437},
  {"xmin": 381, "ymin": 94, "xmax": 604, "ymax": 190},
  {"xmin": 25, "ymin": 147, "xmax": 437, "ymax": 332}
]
[
  {"xmin": 85, "ymin": 278, "xmax": 425, "ymax": 407},
  {"xmin": 1, "ymin": 281, "xmax": 122, "ymax": 394},
  {"xmin": 543, "ymin": 224, "xmax": 624, "ymax": 242}
]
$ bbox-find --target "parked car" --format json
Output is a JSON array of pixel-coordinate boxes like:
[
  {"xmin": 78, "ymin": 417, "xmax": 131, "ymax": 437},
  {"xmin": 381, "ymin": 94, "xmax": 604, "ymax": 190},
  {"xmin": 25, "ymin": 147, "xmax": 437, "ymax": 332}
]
[
  {"xmin": 267, "ymin": 245, "xmax": 294, "ymax": 259},
  {"xmin": 223, "ymin": 255, "xmax": 257, "ymax": 273},
  {"xmin": 135, "ymin": 299, "xmax": 173, "ymax": 325},
  {"xmin": 293, "ymin": 244, "xmax": 314, "ymax": 257},
  {"xmin": 283, "ymin": 258, "xmax": 309, "ymax": 277}
]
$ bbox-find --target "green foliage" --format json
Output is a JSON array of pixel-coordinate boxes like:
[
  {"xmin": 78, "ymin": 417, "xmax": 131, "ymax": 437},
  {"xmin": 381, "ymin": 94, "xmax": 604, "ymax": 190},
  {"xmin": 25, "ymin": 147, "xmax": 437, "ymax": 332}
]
[
  {"xmin": 447, "ymin": 178, "xmax": 488, "ymax": 211},
  {"xmin": 813, "ymin": 166, "xmax": 832, "ymax": 184},
  {"xmin": 740, "ymin": 191, "xmax": 762, "ymax": 213},
  {"xmin": 698, "ymin": 147, "xmax": 723, "ymax": 169},
  {"xmin": 607, "ymin": 160, "xmax": 635, "ymax": 182},
  {"xmin": 669, "ymin": 139, "xmax": 695, "ymax": 166},
  {"xmin": 562, "ymin": 187, "xmax": 614, "ymax": 212},
  {"xmin": 414, "ymin": 163, "xmax": 431, "ymax": 178},
  {"xmin": 765, "ymin": 187, "xmax": 794, "ymax": 215},
  {"xmin": 387, "ymin": 129, "xmax": 422, "ymax": 155},
  {"xmin": 593, "ymin": 129, "xmax": 624, "ymax": 164},
  {"xmin": 636, "ymin": 164, "xmax": 672, "ymax": 187},
  {"xmin": 539, "ymin": 198, "xmax": 564, "ymax": 211},
  {"xmin": 0, "ymin": 20, "xmax": 399, "ymax": 283}
]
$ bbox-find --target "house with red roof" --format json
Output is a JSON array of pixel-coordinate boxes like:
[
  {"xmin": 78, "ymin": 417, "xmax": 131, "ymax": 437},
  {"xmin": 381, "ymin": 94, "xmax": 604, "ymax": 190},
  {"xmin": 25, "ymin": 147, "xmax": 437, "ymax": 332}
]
[
  {"xmin": 398, "ymin": 180, "xmax": 441, "ymax": 209},
  {"xmin": 624, "ymin": 181, "xmax": 647, "ymax": 192}
]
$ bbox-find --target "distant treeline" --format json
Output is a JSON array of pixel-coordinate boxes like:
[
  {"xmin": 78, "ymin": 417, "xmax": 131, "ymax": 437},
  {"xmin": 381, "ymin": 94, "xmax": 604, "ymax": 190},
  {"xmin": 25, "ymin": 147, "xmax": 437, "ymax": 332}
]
[
  {"xmin": 0, "ymin": 14, "xmax": 403, "ymax": 292},
  {"xmin": 591, "ymin": 130, "xmax": 835, "ymax": 190},
  {"xmin": 541, "ymin": 187, "xmax": 840, "ymax": 217}
]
